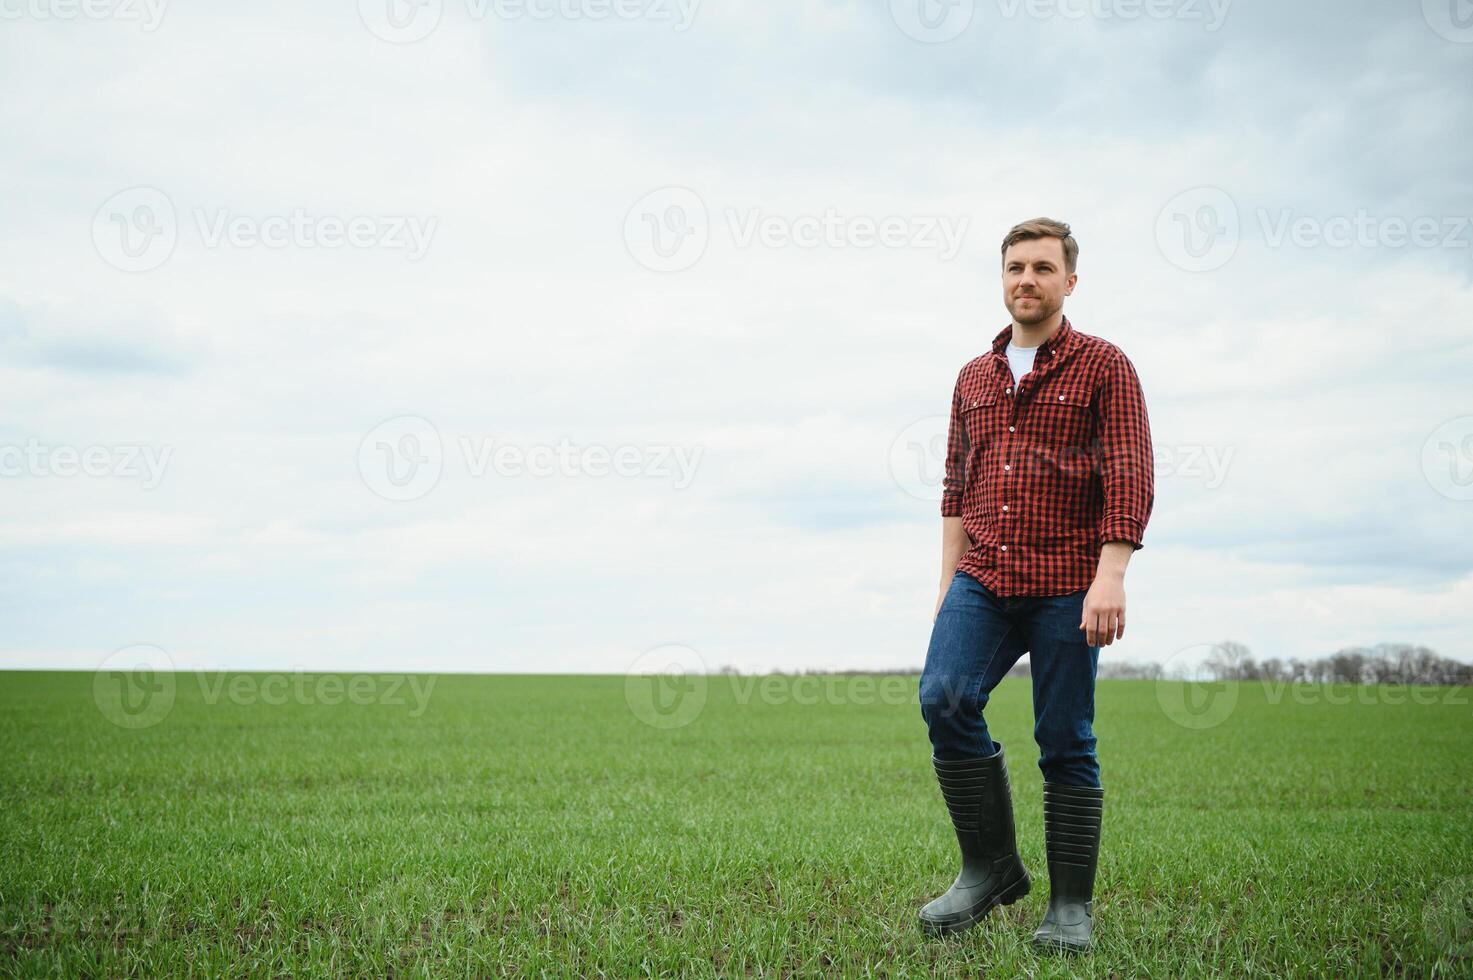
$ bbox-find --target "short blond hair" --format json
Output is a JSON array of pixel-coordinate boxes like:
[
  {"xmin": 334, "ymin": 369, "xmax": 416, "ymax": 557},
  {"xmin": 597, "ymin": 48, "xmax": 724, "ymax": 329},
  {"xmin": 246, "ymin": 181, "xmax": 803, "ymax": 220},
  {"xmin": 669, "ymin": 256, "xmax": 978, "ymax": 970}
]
[{"xmin": 1001, "ymin": 218, "xmax": 1078, "ymax": 274}]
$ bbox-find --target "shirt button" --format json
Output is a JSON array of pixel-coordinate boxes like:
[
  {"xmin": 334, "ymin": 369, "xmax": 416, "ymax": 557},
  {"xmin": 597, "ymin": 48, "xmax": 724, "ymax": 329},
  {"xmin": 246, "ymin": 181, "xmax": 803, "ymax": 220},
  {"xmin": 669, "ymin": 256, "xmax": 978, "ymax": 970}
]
[
  {"xmin": 1003, "ymin": 464, "xmax": 1011, "ymax": 471},
  {"xmin": 1006, "ymin": 387, "xmax": 1012, "ymax": 395},
  {"xmin": 1002, "ymin": 504, "xmax": 1009, "ymax": 511},
  {"xmin": 1000, "ymin": 545, "xmax": 1007, "ymax": 552},
  {"xmin": 972, "ymin": 400, "xmax": 979, "ymax": 407},
  {"xmin": 1008, "ymin": 425, "xmax": 1015, "ymax": 432},
  {"xmin": 1058, "ymin": 394, "xmax": 1065, "ymax": 401}
]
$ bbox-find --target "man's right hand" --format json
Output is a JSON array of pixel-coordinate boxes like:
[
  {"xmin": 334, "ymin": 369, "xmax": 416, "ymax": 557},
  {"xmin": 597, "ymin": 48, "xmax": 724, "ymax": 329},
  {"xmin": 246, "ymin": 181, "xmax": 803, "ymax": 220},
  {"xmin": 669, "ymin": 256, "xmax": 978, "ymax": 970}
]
[{"xmin": 937, "ymin": 518, "xmax": 970, "ymax": 623}]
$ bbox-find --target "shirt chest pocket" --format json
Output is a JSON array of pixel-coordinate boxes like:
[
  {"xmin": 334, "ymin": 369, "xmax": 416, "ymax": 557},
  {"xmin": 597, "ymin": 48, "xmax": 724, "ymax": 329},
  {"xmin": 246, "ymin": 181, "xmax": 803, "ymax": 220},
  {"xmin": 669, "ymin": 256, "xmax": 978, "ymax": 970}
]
[
  {"xmin": 959, "ymin": 388, "xmax": 1001, "ymax": 456},
  {"xmin": 1030, "ymin": 384, "xmax": 1093, "ymax": 451}
]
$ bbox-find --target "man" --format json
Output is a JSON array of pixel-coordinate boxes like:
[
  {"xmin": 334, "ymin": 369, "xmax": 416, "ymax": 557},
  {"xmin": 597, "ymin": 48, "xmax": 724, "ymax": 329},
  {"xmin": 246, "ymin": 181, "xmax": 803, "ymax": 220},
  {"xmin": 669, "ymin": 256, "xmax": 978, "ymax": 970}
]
[{"xmin": 916, "ymin": 218, "xmax": 1154, "ymax": 954}]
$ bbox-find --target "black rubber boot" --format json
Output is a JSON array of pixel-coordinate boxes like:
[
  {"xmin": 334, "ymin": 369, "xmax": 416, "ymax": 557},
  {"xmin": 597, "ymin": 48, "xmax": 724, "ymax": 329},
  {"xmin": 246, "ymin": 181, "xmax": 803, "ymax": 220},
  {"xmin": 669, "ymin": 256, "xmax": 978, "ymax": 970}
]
[
  {"xmin": 1032, "ymin": 782, "xmax": 1104, "ymax": 954},
  {"xmin": 918, "ymin": 740, "xmax": 1031, "ymax": 937}
]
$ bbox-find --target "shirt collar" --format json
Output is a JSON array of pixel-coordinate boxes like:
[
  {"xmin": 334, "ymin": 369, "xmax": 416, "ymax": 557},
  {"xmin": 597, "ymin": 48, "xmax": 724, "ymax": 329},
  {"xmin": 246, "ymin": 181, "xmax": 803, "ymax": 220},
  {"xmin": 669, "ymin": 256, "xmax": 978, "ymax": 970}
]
[{"xmin": 990, "ymin": 314, "xmax": 1075, "ymax": 361}]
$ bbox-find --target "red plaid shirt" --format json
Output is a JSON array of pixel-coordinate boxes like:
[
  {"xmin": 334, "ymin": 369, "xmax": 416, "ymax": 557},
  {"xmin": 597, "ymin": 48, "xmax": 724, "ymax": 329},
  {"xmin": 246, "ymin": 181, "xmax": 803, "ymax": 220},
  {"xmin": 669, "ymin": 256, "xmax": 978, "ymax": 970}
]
[{"xmin": 941, "ymin": 315, "xmax": 1154, "ymax": 597}]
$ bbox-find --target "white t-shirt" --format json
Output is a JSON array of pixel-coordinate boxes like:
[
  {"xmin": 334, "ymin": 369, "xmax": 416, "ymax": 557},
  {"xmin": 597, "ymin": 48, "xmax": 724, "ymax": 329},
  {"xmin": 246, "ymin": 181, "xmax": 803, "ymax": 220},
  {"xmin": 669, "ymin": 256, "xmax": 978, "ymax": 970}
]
[{"xmin": 1005, "ymin": 340, "xmax": 1038, "ymax": 385}]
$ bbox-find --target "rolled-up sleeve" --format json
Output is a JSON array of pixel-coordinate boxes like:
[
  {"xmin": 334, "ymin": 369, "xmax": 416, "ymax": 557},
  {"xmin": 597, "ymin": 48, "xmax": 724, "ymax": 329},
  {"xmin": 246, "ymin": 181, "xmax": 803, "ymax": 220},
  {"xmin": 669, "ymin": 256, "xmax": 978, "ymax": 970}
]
[
  {"xmin": 940, "ymin": 370, "xmax": 966, "ymax": 517},
  {"xmin": 1094, "ymin": 351, "xmax": 1154, "ymax": 550}
]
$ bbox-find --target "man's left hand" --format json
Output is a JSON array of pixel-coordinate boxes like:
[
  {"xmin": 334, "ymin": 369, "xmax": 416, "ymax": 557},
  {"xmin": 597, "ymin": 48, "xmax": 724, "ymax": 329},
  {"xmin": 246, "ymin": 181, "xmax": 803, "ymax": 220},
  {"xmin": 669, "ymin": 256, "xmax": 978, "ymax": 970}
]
[{"xmin": 1080, "ymin": 574, "xmax": 1126, "ymax": 647}]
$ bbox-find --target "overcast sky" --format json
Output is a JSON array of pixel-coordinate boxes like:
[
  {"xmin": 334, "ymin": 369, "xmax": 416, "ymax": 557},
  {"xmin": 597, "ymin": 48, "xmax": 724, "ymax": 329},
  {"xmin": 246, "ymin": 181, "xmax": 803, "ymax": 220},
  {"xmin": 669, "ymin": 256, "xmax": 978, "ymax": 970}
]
[{"xmin": 3, "ymin": 0, "xmax": 1471, "ymax": 675}]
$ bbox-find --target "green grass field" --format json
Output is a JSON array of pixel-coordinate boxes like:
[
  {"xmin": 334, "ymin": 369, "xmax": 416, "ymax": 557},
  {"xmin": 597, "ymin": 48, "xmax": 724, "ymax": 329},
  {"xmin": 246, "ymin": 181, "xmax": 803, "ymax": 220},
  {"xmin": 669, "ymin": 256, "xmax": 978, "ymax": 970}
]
[{"xmin": 2, "ymin": 670, "xmax": 1471, "ymax": 977}]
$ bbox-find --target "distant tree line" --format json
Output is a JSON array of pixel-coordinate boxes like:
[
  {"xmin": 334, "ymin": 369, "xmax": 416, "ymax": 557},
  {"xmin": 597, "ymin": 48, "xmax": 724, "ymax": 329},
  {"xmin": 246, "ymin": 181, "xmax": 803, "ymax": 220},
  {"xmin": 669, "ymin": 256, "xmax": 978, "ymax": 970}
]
[
  {"xmin": 1086, "ymin": 641, "xmax": 1473, "ymax": 686},
  {"xmin": 721, "ymin": 643, "xmax": 1472, "ymax": 686}
]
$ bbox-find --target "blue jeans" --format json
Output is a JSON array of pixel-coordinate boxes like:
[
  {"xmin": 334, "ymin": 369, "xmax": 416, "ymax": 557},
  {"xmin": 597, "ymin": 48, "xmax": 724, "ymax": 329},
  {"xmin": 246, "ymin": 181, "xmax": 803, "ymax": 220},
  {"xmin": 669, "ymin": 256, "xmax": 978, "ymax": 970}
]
[{"xmin": 919, "ymin": 570, "xmax": 1101, "ymax": 788}]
